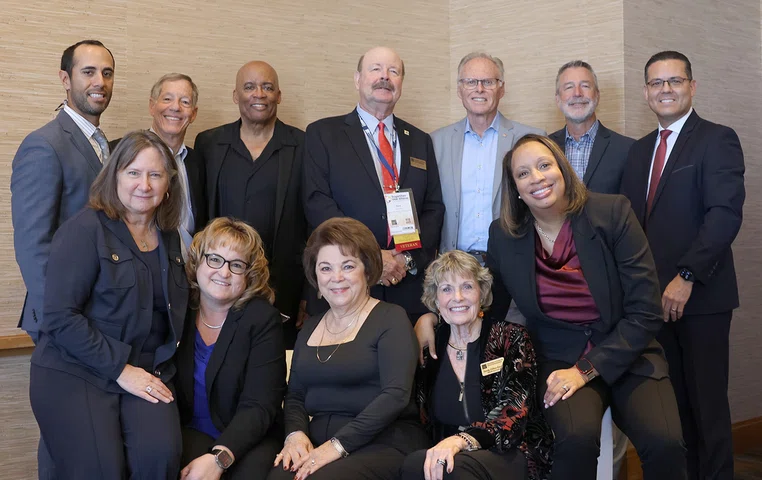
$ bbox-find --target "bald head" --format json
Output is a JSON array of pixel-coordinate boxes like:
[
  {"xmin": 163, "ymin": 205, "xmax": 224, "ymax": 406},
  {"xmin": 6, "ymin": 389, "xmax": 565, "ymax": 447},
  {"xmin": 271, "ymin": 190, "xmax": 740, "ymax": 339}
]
[
  {"xmin": 234, "ymin": 61, "xmax": 281, "ymax": 126},
  {"xmin": 357, "ymin": 47, "xmax": 405, "ymax": 77},
  {"xmin": 354, "ymin": 47, "xmax": 405, "ymax": 119}
]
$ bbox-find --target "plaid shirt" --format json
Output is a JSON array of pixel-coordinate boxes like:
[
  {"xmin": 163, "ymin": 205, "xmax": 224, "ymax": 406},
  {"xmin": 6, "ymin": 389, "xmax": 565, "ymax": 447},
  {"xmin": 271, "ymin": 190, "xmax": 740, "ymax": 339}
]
[{"xmin": 565, "ymin": 120, "xmax": 599, "ymax": 180}]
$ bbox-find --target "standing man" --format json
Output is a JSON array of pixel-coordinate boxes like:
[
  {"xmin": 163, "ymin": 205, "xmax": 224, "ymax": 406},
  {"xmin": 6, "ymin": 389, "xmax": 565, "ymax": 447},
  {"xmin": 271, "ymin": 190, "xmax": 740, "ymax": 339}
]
[
  {"xmin": 12, "ymin": 39, "xmax": 115, "ymax": 343},
  {"xmin": 432, "ymin": 51, "xmax": 544, "ymax": 256},
  {"xmin": 195, "ymin": 61, "xmax": 305, "ymax": 347},
  {"xmin": 621, "ymin": 50, "xmax": 745, "ymax": 480},
  {"xmin": 551, "ymin": 60, "xmax": 634, "ymax": 193},
  {"xmin": 303, "ymin": 46, "xmax": 444, "ymax": 321}
]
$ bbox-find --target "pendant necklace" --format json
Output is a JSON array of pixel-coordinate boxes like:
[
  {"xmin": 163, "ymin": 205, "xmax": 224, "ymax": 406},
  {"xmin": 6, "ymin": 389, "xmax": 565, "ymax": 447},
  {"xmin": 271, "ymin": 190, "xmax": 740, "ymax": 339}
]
[
  {"xmin": 448, "ymin": 342, "xmax": 467, "ymax": 361},
  {"xmin": 317, "ymin": 298, "xmax": 370, "ymax": 363}
]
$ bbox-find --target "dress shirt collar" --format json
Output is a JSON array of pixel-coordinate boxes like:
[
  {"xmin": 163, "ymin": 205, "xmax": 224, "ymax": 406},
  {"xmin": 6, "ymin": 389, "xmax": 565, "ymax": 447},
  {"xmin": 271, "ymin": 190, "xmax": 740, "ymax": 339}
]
[
  {"xmin": 356, "ymin": 104, "xmax": 394, "ymax": 134},
  {"xmin": 149, "ymin": 127, "xmax": 187, "ymax": 160},
  {"xmin": 658, "ymin": 107, "xmax": 693, "ymax": 135},
  {"xmin": 63, "ymin": 103, "xmax": 98, "ymax": 138},
  {"xmin": 565, "ymin": 119, "xmax": 599, "ymax": 143},
  {"xmin": 464, "ymin": 113, "xmax": 500, "ymax": 136}
]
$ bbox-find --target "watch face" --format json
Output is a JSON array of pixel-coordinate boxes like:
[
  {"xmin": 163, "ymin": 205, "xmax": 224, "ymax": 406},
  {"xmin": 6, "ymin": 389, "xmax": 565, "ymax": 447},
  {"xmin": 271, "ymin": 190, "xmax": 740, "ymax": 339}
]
[{"xmin": 215, "ymin": 449, "xmax": 233, "ymax": 469}]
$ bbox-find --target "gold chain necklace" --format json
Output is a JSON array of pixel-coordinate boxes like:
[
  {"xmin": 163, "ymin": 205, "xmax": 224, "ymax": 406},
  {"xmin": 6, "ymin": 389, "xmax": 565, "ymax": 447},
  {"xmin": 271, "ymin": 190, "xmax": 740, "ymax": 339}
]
[
  {"xmin": 316, "ymin": 298, "xmax": 370, "ymax": 363},
  {"xmin": 534, "ymin": 220, "xmax": 557, "ymax": 244}
]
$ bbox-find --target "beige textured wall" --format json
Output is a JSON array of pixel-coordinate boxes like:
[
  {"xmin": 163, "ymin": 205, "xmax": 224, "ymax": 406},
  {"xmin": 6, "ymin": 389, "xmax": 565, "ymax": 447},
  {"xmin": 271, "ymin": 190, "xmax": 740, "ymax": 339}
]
[{"xmin": 623, "ymin": 0, "xmax": 762, "ymax": 423}]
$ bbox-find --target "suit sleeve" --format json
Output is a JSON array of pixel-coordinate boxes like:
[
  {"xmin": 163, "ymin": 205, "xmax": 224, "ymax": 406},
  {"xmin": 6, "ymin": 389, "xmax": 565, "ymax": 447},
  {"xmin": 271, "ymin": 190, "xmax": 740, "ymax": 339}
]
[
  {"xmin": 585, "ymin": 196, "xmax": 664, "ymax": 384},
  {"xmin": 11, "ymin": 134, "xmax": 64, "ymax": 318},
  {"xmin": 283, "ymin": 326, "xmax": 312, "ymax": 436},
  {"xmin": 302, "ymin": 124, "xmax": 345, "ymax": 231},
  {"xmin": 193, "ymin": 131, "xmax": 217, "ymax": 220},
  {"xmin": 485, "ymin": 221, "xmax": 513, "ymax": 323},
  {"xmin": 408, "ymin": 133, "xmax": 445, "ymax": 270},
  {"xmin": 678, "ymin": 127, "xmax": 745, "ymax": 283},
  {"xmin": 215, "ymin": 307, "xmax": 287, "ymax": 459},
  {"xmin": 42, "ymin": 218, "xmax": 132, "ymax": 380}
]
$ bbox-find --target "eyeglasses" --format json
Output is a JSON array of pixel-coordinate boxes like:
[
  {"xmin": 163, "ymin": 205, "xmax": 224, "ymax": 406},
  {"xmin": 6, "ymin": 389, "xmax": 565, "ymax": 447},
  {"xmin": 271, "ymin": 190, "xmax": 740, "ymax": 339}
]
[
  {"xmin": 458, "ymin": 78, "xmax": 504, "ymax": 90},
  {"xmin": 646, "ymin": 77, "xmax": 690, "ymax": 89},
  {"xmin": 203, "ymin": 253, "xmax": 249, "ymax": 275}
]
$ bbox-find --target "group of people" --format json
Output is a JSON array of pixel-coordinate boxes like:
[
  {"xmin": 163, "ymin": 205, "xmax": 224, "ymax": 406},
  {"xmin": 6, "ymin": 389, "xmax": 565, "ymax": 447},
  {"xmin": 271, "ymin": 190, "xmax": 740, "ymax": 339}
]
[{"xmin": 10, "ymin": 38, "xmax": 744, "ymax": 480}]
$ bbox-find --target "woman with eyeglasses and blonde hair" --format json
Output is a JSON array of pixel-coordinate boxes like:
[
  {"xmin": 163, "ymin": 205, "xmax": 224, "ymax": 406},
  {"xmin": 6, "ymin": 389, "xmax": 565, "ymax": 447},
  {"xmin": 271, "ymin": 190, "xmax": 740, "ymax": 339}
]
[{"xmin": 176, "ymin": 217, "xmax": 286, "ymax": 480}]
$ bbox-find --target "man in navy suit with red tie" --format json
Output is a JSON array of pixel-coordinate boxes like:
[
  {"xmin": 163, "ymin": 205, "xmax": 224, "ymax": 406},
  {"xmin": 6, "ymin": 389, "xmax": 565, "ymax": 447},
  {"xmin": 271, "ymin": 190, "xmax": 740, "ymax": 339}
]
[{"xmin": 620, "ymin": 51, "xmax": 745, "ymax": 480}]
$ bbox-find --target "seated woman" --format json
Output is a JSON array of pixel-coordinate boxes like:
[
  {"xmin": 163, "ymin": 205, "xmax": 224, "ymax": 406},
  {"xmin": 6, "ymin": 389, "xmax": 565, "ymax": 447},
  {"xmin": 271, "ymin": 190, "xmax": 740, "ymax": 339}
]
[
  {"xmin": 418, "ymin": 134, "xmax": 687, "ymax": 479},
  {"xmin": 30, "ymin": 130, "xmax": 188, "ymax": 478},
  {"xmin": 269, "ymin": 217, "xmax": 428, "ymax": 480},
  {"xmin": 400, "ymin": 250, "xmax": 552, "ymax": 480},
  {"xmin": 176, "ymin": 217, "xmax": 287, "ymax": 479}
]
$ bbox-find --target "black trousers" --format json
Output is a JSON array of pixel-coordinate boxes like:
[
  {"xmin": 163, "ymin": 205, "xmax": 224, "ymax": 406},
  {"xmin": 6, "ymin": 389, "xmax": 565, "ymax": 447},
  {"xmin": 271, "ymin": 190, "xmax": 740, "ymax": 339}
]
[
  {"xmin": 657, "ymin": 311, "xmax": 733, "ymax": 480},
  {"xmin": 539, "ymin": 360, "xmax": 686, "ymax": 480},
  {"xmin": 30, "ymin": 364, "xmax": 182, "ymax": 479},
  {"xmin": 181, "ymin": 426, "xmax": 281, "ymax": 479},
  {"xmin": 399, "ymin": 448, "xmax": 527, "ymax": 480}
]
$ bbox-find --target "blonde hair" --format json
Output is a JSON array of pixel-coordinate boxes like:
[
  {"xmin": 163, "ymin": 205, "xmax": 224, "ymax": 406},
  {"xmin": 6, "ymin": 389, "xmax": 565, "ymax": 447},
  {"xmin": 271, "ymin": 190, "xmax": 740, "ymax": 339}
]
[{"xmin": 421, "ymin": 250, "xmax": 493, "ymax": 313}]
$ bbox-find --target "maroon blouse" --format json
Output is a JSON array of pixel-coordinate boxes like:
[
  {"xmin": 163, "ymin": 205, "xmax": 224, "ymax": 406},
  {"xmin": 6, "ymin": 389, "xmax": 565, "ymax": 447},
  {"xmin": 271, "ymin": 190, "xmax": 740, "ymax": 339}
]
[{"xmin": 535, "ymin": 219, "xmax": 600, "ymax": 328}]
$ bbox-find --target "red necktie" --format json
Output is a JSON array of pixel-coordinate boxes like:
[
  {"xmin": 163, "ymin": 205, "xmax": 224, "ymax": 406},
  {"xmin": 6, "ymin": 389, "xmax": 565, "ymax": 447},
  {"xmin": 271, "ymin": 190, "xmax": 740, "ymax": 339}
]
[
  {"xmin": 646, "ymin": 129, "xmax": 672, "ymax": 217},
  {"xmin": 377, "ymin": 122, "xmax": 398, "ymax": 194}
]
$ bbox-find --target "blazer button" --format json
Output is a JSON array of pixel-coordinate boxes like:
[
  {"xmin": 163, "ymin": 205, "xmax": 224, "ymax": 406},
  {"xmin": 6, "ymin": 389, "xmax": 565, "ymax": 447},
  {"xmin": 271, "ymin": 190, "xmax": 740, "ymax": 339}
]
[
  {"xmin": 111, "ymin": 254, "xmax": 119, "ymax": 261},
  {"xmin": 167, "ymin": 303, "xmax": 171, "ymax": 310},
  {"xmin": 584, "ymin": 328, "xmax": 592, "ymax": 336},
  {"xmin": 175, "ymin": 256, "xmax": 182, "ymax": 264},
  {"xmin": 381, "ymin": 214, "xmax": 386, "ymax": 220}
]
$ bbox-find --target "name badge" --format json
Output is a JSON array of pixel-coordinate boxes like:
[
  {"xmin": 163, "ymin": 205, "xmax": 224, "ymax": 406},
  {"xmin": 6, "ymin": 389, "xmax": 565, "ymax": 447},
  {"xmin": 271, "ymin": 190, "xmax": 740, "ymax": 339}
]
[
  {"xmin": 410, "ymin": 157, "xmax": 427, "ymax": 170},
  {"xmin": 480, "ymin": 357, "xmax": 504, "ymax": 376},
  {"xmin": 385, "ymin": 188, "xmax": 422, "ymax": 251}
]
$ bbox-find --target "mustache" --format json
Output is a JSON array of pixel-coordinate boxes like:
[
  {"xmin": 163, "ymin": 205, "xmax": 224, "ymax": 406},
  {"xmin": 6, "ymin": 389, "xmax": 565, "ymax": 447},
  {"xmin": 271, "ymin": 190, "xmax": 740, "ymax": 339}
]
[
  {"xmin": 566, "ymin": 98, "xmax": 590, "ymax": 106},
  {"xmin": 372, "ymin": 79, "xmax": 394, "ymax": 91}
]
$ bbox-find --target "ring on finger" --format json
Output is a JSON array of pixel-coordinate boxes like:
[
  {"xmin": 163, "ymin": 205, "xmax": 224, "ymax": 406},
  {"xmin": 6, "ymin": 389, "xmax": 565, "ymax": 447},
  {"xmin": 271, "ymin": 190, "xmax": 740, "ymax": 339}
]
[
  {"xmin": 310, "ymin": 459, "xmax": 316, "ymax": 466},
  {"xmin": 670, "ymin": 307, "xmax": 677, "ymax": 311},
  {"xmin": 562, "ymin": 384, "xmax": 569, "ymax": 392},
  {"xmin": 436, "ymin": 458, "xmax": 446, "ymax": 466},
  {"xmin": 145, "ymin": 385, "xmax": 153, "ymax": 394}
]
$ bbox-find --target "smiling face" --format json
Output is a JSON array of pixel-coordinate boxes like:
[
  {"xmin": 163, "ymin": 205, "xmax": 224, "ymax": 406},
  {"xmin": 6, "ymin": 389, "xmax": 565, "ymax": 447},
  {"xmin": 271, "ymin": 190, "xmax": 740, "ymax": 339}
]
[
  {"xmin": 197, "ymin": 244, "xmax": 248, "ymax": 308},
  {"xmin": 149, "ymin": 79, "xmax": 197, "ymax": 144},
  {"xmin": 354, "ymin": 47, "xmax": 404, "ymax": 115},
  {"xmin": 315, "ymin": 244, "xmax": 368, "ymax": 311},
  {"xmin": 233, "ymin": 61, "xmax": 281, "ymax": 125},
  {"xmin": 511, "ymin": 140, "xmax": 567, "ymax": 215},
  {"xmin": 556, "ymin": 66, "xmax": 599, "ymax": 124},
  {"xmin": 116, "ymin": 146, "xmax": 170, "ymax": 221},
  {"xmin": 457, "ymin": 57, "xmax": 504, "ymax": 119},
  {"xmin": 436, "ymin": 273, "xmax": 481, "ymax": 327},
  {"xmin": 60, "ymin": 44, "xmax": 114, "ymax": 125},
  {"xmin": 644, "ymin": 59, "xmax": 696, "ymax": 127}
]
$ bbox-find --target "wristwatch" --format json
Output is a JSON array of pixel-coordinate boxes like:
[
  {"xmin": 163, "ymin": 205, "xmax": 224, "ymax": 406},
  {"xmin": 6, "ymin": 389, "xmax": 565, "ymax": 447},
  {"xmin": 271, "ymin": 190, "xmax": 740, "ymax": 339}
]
[
  {"xmin": 575, "ymin": 357, "xmax": 598, "ymax": 382},
  {"xmin": 401, "ymin": 251, "xmax": 418, "ymax": 275},
  {"xmin": 678, "ymin": 268, "xmax": 695, "ymax": 282},
  {"xmin": 211, "ymin": 448, "xmax": 233, "ymax": 470}
]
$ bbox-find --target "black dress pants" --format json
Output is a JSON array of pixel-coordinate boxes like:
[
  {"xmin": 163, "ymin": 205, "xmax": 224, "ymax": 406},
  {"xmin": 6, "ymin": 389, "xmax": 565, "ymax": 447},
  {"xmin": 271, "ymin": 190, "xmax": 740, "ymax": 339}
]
[
  {"xmin": 181, "ymin": 426, "xmax": 281, "ymax": 479},
  {"xmin": 538, "ymin": 360, "xmax": 686, "ymax": 480},
  {"xmin": 657, "ymin": 311, "xmax": 734, "ymax": 480},
  {"xmin": 400, "ymin": 447, "xmax": 527, "ymax": 480},
  {"xmin": 30, "ymin": 364, "xmax": 182, "ymax": 479}
]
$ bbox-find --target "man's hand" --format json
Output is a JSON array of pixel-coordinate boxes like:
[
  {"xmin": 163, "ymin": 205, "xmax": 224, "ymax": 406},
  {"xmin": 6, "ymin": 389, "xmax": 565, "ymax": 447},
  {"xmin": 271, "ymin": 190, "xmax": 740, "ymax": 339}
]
[
  {"xmin": 414, "ymin": 313, "xmax": 438, "ymax": 364},
  {"xmin": 662, "ymin": 275, "xmax": 693, "ymax": 322},
  {"xmin": 379, "ymin": 249, "xmax": 407, "ymax": 287}
]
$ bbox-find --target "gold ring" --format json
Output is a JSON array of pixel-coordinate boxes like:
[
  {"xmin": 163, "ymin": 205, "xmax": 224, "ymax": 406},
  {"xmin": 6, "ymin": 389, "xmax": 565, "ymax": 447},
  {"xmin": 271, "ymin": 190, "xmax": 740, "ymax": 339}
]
[
  {"xmin": 391, "ymin": 277, "xmax": 397, "ymax": 284},
  {"xmin": 562, "ymin": 385, "xmax": 569, "ymax": 392},
  {"xmin": 145, "ymin": 385, "xmax": 153, "ymax": 394}
]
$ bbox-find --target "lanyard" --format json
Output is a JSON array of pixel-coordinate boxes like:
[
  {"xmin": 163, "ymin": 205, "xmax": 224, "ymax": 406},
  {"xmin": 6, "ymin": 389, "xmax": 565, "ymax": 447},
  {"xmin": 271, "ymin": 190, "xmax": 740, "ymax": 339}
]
[{"xmin": 358, "ymin": 114, "xmax": 398, "ymax": 189}]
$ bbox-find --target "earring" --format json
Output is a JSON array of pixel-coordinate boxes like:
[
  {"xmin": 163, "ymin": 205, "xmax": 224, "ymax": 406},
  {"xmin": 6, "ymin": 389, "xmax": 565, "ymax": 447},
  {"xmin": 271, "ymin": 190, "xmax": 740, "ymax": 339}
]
[
  {"xmin": 437, "ymin": 311, "xmax": 441, "ymax": 324},
  {"xmin": 165, "ymin": 191, "xmax": 170, "ymax": 200},
  {"xmin": 478, "ymin": 310, "xmax": 484, "ymax": 319},
  {"xmin": 517, "ymin": 195, "xmax": 521, "ymax": 199},
  {"xmin": 317, "ymin": 291, "xmax": 322, "ymax": 300}
]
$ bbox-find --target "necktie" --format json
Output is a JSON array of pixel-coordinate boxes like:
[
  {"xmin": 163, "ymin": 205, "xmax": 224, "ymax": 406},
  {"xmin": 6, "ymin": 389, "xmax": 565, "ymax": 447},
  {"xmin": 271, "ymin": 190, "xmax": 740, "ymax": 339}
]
[
  {"xmin": 92, "ymin": 128, "xmax": 110, "ymax": 163},
  {"xmin": 646, "ymin": 129, "xmax": 672, "ymax": 217},
  {"xmin": 377, "ymin": 122, "xmax": 398, "ymax": 194}
]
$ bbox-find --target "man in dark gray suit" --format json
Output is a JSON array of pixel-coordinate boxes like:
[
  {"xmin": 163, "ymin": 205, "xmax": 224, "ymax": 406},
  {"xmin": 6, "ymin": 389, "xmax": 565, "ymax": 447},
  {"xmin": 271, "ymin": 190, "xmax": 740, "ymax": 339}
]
[
  {"xmin": 12, "ymin": 39, "xmax": 115, "ymax": 344},
  {"xmin": 549, "ymin": 60, "xmax": 634, "ymax": 193}
]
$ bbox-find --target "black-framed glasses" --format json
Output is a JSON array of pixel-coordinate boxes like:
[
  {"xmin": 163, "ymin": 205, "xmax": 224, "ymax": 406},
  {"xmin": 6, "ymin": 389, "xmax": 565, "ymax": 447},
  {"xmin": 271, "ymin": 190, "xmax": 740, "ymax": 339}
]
[
  {"xmin": 203, "ymin": 253, "xmax": 249, "ymax": 275},
  {"xmin": 458, "ymin": 78, "xmax": 504, "ymax": 90},
  {"xmin": 646, "ymin": 77, "xmax": 690, "ymax": 89}
]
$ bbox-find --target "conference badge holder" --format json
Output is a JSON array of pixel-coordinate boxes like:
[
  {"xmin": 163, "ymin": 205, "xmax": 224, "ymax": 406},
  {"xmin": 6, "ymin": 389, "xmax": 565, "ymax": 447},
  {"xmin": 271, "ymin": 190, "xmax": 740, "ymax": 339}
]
[{"xmin": 384, "ymin": 188, "xmax": 422, "ymax": 252}]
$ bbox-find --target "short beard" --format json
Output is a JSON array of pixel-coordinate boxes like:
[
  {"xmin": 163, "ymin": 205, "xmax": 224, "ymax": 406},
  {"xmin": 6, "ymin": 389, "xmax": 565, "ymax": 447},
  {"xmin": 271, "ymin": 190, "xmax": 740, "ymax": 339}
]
[
  {"xmin": 70, "ymin": 89, "xmax": 109, "ymax": 117},
  {"xmin": 562, "ymin": 98, "xmax": 598, "ymax": 124}
]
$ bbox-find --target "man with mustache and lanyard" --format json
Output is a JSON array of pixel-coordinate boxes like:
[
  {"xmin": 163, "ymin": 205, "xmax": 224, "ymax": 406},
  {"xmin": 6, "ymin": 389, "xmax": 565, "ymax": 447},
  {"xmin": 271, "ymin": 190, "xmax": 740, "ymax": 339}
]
[{"xmin": 302, "ymin": 46, "xmax": 444, "ymax": 322}]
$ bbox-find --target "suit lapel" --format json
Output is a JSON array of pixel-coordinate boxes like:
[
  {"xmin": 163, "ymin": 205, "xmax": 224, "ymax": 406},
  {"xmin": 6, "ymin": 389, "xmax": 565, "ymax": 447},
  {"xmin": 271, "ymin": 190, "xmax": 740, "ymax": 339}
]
[
  {"xmin": 571, "ymin": 211, "xmax": 612, "ymax": 324},
  {"xmin": 395, "ymin": 117, "xmax": 411, "ymax": 187},
  {"xmin": 343, "ymin": 111, "xmax": 383, "ymax": 195},
  {"xmin": 57, "ymin": 111, "xmax": 102, "ymax": 174},
  {"xmin": 650, "ymin": 111, "xmax": 699, "ymax": 213},
  {"xmin": 205, "ymin": 308, "xmax": 242, "ymax": 395},
  {"xmin": 511, "ymin": 229, "xmax": 540, "ymax": 314},
  {"xmin": 583, "ymin": 123, "xmax": 611, "ymax": 186},
  {"xmin": 450, "ymin": 120, "xmax": 466, "ymax": 203},
  {"xmin": 631, "ymin": 130, "xmax": 658, "ymax": 223},
  {"xmin": 494, "ymin": 114, "xmax": 515, "ymax": 214},
  {"xmin": 271, "ymin": 121, "xmax": 295, "ymax": 242},
  {"xmin": 206, "ymin": 122, "xmax": 237, "ymax": 218}
]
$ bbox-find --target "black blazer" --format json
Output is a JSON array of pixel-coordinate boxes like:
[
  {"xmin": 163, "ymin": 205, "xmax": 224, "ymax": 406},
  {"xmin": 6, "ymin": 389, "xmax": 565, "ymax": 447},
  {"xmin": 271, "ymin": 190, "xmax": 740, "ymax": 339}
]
[
  {"xmin": 549, "ymin": 121, "xmax": 634, "ymax": 194},
  {"xmin": 302, "ymin": 110, "xmax": 445, "ymax": 317},
  {"xmin": 176, "ymin": 298, "xmax": 286, "ymax": 459},
  {"xmin": 195, "ymin": 120, "xmax": 306, "ymax": 322},
  {"xmin": 31, "ymin": 208, "xmax": 189, "ymax": 391},
  {"xmin": 487, "ymin": 193, "xmax": 668, "ymax": 384},
  {"xmin": 620, "ymin": 111, "xmax": 745, "ymax": 314}
]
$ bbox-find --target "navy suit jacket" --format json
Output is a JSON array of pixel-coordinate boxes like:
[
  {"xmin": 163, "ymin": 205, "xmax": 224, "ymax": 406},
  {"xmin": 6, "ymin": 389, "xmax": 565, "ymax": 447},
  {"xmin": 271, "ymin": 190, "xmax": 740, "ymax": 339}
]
[
  {"xmin": 487, "ymin": 193, "xmax": 668, "ymax": 384},
  {"xmin": 620, "ymin": 111, "xmax": 745, "ymax": 314},
  {"xmin": 302, "ymin": 110, "xmax": 445, "ymax": 317},
  {"xmin": 549, "ymin": 121, "xmax": 634, "ymax": 194},
  {"xmin": 31, "ymin": 208, "xmax": 188, "ymax": 391},
  {"xmin": 11, "ymin": 111, "xmax": 103, "ymax": 334}
]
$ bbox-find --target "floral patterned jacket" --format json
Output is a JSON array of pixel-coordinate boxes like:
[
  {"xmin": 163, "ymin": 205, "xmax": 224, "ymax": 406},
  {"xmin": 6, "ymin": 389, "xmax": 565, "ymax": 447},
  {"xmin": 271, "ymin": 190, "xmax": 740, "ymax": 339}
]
[{"xmin": 416, "ymin": 319, "xmax": 553, "ymax": 480}]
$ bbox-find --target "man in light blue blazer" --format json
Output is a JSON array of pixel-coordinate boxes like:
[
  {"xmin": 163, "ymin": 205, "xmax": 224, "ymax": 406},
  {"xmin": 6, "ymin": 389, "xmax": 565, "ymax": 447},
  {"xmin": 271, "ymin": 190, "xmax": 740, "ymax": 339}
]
[{"xmin": 431, "ymin": 52, "xmax": 545, "ymax": 256}]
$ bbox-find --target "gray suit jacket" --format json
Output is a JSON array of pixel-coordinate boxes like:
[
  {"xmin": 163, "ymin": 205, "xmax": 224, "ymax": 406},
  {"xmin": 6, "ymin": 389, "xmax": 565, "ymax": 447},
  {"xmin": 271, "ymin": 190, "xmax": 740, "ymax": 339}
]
[
  {"xmin": 11, "ymin": 110, "xmax": 103, "ymax": 334},
  {"xmin": 431, "ymin": 112, "xmax": 545, "ymax": 252}
]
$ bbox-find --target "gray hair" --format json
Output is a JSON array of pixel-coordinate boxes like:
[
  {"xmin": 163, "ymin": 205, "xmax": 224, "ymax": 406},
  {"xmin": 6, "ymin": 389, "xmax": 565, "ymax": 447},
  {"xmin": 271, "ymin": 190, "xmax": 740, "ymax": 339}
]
[
  {"xmin": 555, "ymin": 60, "xmax": 599, "ymax": 94},
  {"xmin": 150, "ymin": 73, "xmax": 199, "ymax": 107},
  {"xmin": 457, "ymin": 52, "xmax": 505, "ymax": 81}
]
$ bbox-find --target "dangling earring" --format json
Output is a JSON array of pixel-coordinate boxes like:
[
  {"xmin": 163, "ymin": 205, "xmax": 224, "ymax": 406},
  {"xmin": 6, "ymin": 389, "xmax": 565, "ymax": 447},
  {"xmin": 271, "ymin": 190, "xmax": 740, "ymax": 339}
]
[
  {"xmin": 317, "ymin": 291, "xmax": 322, "ymax": 300},
  {"xmin": 165, "ymin": 191, "xmax": 170, "ymax": 200},
  {"xmin": 437, "ymin": 311, "xmax": 441, "ymax": 324},
  {"xmin": 478, "ymin": 310, "xmax": 484, "ymax": 319}
]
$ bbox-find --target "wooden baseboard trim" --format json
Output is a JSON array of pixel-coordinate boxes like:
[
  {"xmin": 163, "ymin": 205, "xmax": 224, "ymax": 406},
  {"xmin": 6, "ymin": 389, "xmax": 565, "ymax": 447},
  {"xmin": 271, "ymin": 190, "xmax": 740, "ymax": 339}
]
[
  {"xmin": 620, "ymin": 415, "xmax": 762, "ymax": 480},
  {"xmin": 0, "ymin": 333, "xmax": 34, "ymax": 351}
]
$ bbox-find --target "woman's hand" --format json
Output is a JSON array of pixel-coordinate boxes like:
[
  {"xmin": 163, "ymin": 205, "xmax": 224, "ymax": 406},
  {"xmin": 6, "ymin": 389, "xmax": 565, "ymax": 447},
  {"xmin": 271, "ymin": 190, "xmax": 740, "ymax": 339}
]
[
  {"xmin": 544, "ymin": 367, "xmax": 587, "ymax": 408},
  {"xmin": 293, "ymin": 441, "xmax": 342, "ymax": 480},
  {"xmin": 423, "ymin": 435, "xmax": 467, "ymax": 480},
  {"xmin": 274, "ymin": 431, "xmax": 314, "ymax": 472},
  {"xmin": 414, "ymin": 313, "xmax": 438, "ymax": 364},
  {"xmin": 179, "ymin": 453, "xmax": 224, "ymax": 480},
  {"xmin": 116, "ymin": 364, "xmax": 173, "ymax": 403}
]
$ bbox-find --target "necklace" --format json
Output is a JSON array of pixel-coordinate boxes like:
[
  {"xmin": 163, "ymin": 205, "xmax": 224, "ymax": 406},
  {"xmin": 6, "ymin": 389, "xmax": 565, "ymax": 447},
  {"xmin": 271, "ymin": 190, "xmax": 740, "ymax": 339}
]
[
  {"xmin": 199, "ymin": 308, "xmax": 225, "ymax": 329},
  {"xmin": 324, "ymin": 297, "xmax": 370, "ymax": 335},
  {"xmin": 448, "ymin": 342, "xmax": 467, "ymax": 361},
  {"xmin": 316, "ymin": 298, "xmax": 370, "ymax": 363},
  {"xmin": 534, "ymin": 220, "xmax": 557, "ymax": 244}
]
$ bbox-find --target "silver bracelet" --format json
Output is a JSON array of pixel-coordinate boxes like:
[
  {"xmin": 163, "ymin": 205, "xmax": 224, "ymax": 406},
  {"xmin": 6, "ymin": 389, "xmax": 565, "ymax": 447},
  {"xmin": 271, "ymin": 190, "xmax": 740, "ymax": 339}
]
[
  {"xmin": 457, "ymin": 432, "xmax": 480, "ymax": 451},
  {"xmin": 330, "ymin": 437, "xmax": 349, "ymax": 458},
  {"xmin": 284, "ymin": 431, "xmax": 301, "ymax": 445}
]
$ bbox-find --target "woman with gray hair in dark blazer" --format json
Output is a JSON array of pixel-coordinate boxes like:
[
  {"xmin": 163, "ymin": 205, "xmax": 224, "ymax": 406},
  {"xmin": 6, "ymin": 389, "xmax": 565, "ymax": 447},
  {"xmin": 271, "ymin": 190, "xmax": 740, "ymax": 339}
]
[{"xmin": 30, "ymin": 130, "xmax": 188, "ymax": 479}]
